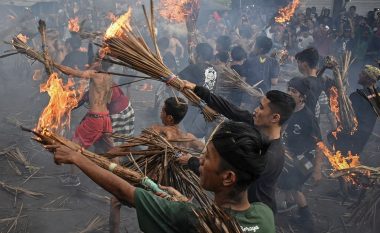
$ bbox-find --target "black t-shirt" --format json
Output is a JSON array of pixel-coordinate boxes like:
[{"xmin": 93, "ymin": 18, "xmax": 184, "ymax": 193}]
[
  {"xmin": 194, "ymin": 86, "xmax": 284, "ymax": 212},
  {"xmin": 304, "ymin": 76, "xmax": 324, "ymax": 115},
  {"xmin": 283, "ymin": 106, "xmax": 322, "ymax": 156},
  {"xmin": 248, "ymin": 139, "xmax": 284, "ymax": 213},
  {"xmin": 241, "ymin": 55, "xmax": 279, "ymax": 93},
  {"xmin": 334, "ymin": 87, "xmax": 379, "ymax": 154},
  {"xmin": 179, "ymin": 63, "xmax": 218, "ymax": 92}
]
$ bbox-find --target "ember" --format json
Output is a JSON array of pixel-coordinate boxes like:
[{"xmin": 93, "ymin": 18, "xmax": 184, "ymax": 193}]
[
  {"xmin": 36, "ymin": 73, "xmax": 86, "ymax": 134},
  {"xmin": 317, "ymin": 142, "xmax": 361, "ymax": 183},
  {"xmin": 275, "ymin": 0, "xmax": 300, "ymax": 23},
  {"xmin": 68, "ymin": 17, "xmax": 80, "ymax": 32}
]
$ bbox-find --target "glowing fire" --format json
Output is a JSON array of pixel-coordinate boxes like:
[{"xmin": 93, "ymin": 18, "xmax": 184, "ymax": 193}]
[
  {"xmin": 159, "ymin": 0, "xmax": 193, "ymax": 23},
  {"xmin": 104, "ymin": 8, "xmax": 132, "ymax": 40},
  {"xmin": 16, "ymin": 33, "xmax": 29, "ymax": 43},
  {"xmin": 68, "ymin": 17, "xmax": 80, "ymax": 32},
  {"xmin": 329, "ymin": 86, "xmax": 342, "ymax": 138},
  {"xmin": 37, "ymin": 73, "xmax": 85, "ymax": 134},
  {"xmin": 317, "ymin": 142, "xmax": 360, "ymax": 183},
  {"xmin": 275, "ymin": 0, "xmax": 300, "ymax": 23}
]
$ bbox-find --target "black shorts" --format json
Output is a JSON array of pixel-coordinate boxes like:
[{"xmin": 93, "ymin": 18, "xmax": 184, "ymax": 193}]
[{"xmin": 277, "ymin": 166, "xmax": 311, "ymax": 191}]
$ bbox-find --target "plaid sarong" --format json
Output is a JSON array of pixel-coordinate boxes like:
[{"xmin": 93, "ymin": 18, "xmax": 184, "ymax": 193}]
[{"xmin": 110, "ymin": 103, "xmax": 135, "ymax": 146}]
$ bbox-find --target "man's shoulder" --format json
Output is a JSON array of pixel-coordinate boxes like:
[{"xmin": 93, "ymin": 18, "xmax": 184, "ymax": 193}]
[{"xmin": 235, "ymin": 202, "xmax": 275, "ymax": 233}]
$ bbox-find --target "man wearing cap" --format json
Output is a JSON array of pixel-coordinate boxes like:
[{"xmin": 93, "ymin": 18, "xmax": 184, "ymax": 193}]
[
  {"xmin": 47, "ymin": 121, "xmax": 275, "ymax": 233},
  {"xmin": 277, "ymin": 77, "xmax": 323, "ymax": 232},
  {"xmin": 329, "ymin": 65, "xmax": 380, "ymax": 156}
]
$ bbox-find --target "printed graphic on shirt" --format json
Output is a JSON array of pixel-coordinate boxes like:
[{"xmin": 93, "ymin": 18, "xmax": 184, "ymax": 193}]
[
  {"xmin": 241, "ymin": 225, "xmax": 260, "ymax": 232},
  {"xmin": 203, "ymin": 67, "xmax": 217, "ymax": 91}
]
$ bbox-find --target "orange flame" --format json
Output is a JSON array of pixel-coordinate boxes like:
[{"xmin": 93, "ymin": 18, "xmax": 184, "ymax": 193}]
[
  {"xmin": 317, "ymin": 142, "xmax": 361, "ymax": 183},
  {"xmin": 16, "ymin": 33, "xmax": 29, "ymax": 43},
  {"xmin": 329, "ymin": 86, "xmax": 342, "ymax": 138},
  {"xmin": 104, "ymin": 8, "xmax": 132, "ymax": 40},
  {"xmin": 275, "ymin": 0, "xmax": 300, "ymax": 23},
  {"xmin": 159, "ymin": 0, "xmax": 192, "ymax": 23},
  {"xmin": 37, "ymin": 73, "xmax": 86, "ymax": 134},
  {"xmin": 68, "ymin": 17, "xmax": 80, "ymax": 32}
]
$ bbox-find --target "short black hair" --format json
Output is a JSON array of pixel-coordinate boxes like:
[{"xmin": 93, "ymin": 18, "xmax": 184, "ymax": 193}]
[
  {"xmin": 212, "ymin": 121, "xmax": 268, "ymax": 192},
  {"xmin": 255, "ymin": 36, "xmax": 273, "ymax": 54},
  {"xmin": 231, "ymin": 46, "xmax": 247, "ymax": 62},
  {"xmin": 216, "ymin": 52, "xmax": 229, "ymax": 63},
  {"xmin": 295, "ymin": 47, "xmax": 319, "ymax": 69},
  {"xmin": 216, "ymin": 35, "xmax": 231, "ymax": 52},
  {"xmin": 195, "ymin": 43, "xmax": 214, "ymax": 62},
  {"xmin": 266, "ymin": 90, "xmax": 296, "ymax": 125},
  {"xmin": 164, "ymin": 97, "xmax": 188, "ymax": 124},
  {"xmin": 158, "ymin": 37, "xmax": 170, "ymax": 51}
]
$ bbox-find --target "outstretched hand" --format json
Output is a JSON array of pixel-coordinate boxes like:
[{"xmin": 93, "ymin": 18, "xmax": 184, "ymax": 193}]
[{"xmin": 179, "ymin": 80, "xmax": 196, "ymax": 91}]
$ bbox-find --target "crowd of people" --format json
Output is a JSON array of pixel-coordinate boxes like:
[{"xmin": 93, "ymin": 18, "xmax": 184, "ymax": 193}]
[{"xmin": 0, "ymin": 0, "xmax": 380, "ymax": 233}]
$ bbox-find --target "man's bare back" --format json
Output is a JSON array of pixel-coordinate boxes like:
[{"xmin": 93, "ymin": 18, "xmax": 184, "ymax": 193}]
[
  {"xmin": 55, "ymin": 64, "xmax": 112, "ymax": 113},
  {"xmin": 150, "ymin": 124, "xmax": 203, "ymax": 151}
]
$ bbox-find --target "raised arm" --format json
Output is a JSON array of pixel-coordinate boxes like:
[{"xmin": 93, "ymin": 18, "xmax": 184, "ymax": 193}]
[
  {"xmin": 50, "ymin": 145, "xmax": 136, "ymax": 206},
  {"xmin": 54, "ymin": 63, "xmax": 94, "ymax": 79},
  {"xmin": 182, "ymin": 81, "xmax": 254, "ymax": 124}
]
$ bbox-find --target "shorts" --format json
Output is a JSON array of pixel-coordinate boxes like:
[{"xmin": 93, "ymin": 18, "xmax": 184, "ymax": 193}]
[
  {"xmin": 110, "ymin": 104, "xmax": 135, "ymax": 146},
  {"xmin": 72, "ymin": 111, "xmax": 112, "ymax": 149}
]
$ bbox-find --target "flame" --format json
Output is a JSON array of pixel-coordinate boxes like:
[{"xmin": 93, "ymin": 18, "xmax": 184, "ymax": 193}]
[
  {"xmin": 329, "ymin": 86, "xmax": 342, "ymax": 138},
  {"xmin": 16, "ymin": 33, "xmax": 29, "ymax": 43},
  {"xmin": 36, "ymin": 73, "xmax": 86, "ymax": 134},
  {"xmin": 159, "ymin": 0, "xmax": 193, "ymax": 23},
  {"xmin": 317, "ymin": 142, "xmax": 361, "ymax": 183},
  {"xmin": 275, "ymin": 0, "xmax": 300, "ymax": 23},
  {"xmin": 104, "ymin": 8, "xmax": 132, "ymax": 40},
  {"xmin": 68, "ymin": 17, "xmax": 80, "ymax": 32}
]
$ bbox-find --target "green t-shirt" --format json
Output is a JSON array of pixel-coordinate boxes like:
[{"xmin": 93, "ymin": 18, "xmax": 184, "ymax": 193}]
[{"xmin": 134, "ymin": 188, "xmax": 275, "ymax": 233}]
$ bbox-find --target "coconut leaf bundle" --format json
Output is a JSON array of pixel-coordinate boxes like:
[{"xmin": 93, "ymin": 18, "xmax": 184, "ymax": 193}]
[
  {"xmin": 327, "ymin": 52, "xmax": 358, "ymax": 135},
  {"xmin": 220, "ymin": 67, "xmax": 263, "ymax": 98},
  {"xmin": 101, "ymin": 2, "xmax": 218, "ymax": 121},
  {"xmin": 108, "ymin": 128, "xmax": 209, "ymax": 205},
  {"xmin": 21, "ymin": 127, "xmax": 192, "ymax": 201},
  {"xmin": 110, "ymin": 129, "xmax": 243, "ymax": 233}
]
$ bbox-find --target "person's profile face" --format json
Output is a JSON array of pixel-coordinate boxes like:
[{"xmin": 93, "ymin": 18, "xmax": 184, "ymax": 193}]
[
  {"xmin": 199, "ymin": 143, "xmax": 223, "ymax": 191},
  {"xmin": 253, "ymin": 97, "xmax": 276, "ymax": 127}
]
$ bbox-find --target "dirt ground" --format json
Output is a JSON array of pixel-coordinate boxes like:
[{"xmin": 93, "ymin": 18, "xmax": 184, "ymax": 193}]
[{"xmin": 0, "ymin": 73, "xmax": 379, "ymax": 233}]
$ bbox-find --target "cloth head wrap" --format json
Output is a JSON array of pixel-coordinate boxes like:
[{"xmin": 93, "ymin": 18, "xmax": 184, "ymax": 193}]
[
  {"xmin": 288, "ymin": 77, "xmax": 310, "ymax": 96},
  {"xmin": 363, "ymin": 65, "xmax": 380, "ymax": 81}
]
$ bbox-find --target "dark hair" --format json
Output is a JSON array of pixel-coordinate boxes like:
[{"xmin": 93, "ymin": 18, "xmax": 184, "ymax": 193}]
[
  {"xmin": 195, "ymin": 43, "xmax": 214, "ymax": 62},
  {"xmin": 295, "ymin": 47, "xmax": 319, "ymax": 69},
  {"xmin": 216, "ymin": 52, "xmax": 229, "ymax": 63},
  {"xmin": 212, "ymin": 121, "xmax": 268, "ymax": 192},
  {"xmin": 216, "ymin": 35, "xmax": 231, "ymax": 52},
  {"xmin": 158, "ymin": 37, "xmax": 170, "ymax": 50},
  {"xmin": 255, "ymin": 36, "xmax": 273, "ymax": 54},
  {"xmin": 231, "ymin": 46, "xmax": 247, "ymax": 62},
  {"xmin": 164, "ymin": 97, "xmax": 188, "ymax": 124},
  {"xmin": 266, "ymin": 90, "xmax": 296, "ymax": 125},
  {"xmin": 66, "ymin": 36, "xmax": 81, "ymax": 50},
  {"xmin": 349, "ymin": 6, "xmax": 356, "ymax": 11}
]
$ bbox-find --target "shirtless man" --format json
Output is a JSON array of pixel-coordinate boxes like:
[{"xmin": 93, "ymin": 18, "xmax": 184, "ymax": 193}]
[
  {"xmin": 55, "ymin": 61, "xmax": 113, "ymax": 149},
  {"xmin": 109, "ymin": 97, "xmax": 203, "ymax": 233},
  {"xmin": 54, "ymin": 60, "xmax": 113, "ymax": 186}
]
